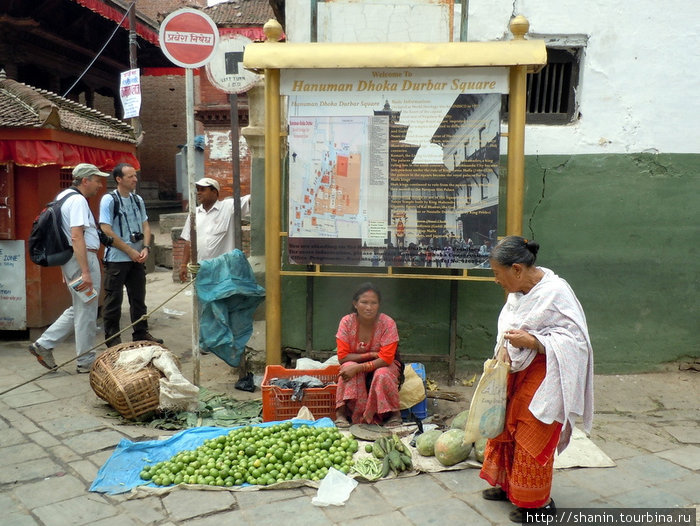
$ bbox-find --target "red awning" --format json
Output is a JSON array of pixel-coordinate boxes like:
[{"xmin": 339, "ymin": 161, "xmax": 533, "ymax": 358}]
[
  {"xmin": 73, "ymin": 0, "xmax": 160, "ymax": 45},
  {"xmin": 0, "ymin": 140, "xmax": 140, "ymax": 171}
]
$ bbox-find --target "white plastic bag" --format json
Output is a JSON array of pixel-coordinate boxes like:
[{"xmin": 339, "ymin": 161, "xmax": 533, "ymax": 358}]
[
  {"xmin": 311, "ymin": 467, "xmax": 358, "ymax": 507},
  {"xmin": 463, "ymin": 358, "xmax": 509, "ymax": 445}
]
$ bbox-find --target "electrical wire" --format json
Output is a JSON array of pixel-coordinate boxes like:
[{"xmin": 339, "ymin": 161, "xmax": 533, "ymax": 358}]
[{"xmin": 62, "ymin": 0, "xmax": 137, "ymax": 98}]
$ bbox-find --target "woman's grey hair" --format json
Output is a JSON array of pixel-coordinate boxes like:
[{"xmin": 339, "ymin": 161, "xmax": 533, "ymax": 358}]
[
  {"xmin": 351, "ymin": 282, "xmax": 381, "ymax": 313},
  {"xmin": 490, "ymin": 236, "xmax": 539, "ymax": 267}
]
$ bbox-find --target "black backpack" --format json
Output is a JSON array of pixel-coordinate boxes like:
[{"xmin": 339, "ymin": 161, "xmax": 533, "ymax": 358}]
[{"xmin": 28, "ymin": 188, "xmax": 81, "ymax": 267}]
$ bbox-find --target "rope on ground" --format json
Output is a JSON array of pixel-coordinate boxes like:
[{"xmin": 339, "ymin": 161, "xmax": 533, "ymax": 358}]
[{"xmin": 0, "ymin": 277, "xmax": 195, "ymax": 397}]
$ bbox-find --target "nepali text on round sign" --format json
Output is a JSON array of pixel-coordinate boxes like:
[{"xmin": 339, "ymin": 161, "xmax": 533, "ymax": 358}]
[{"xmin": 159, "ymin": 8, "xmax": 219, "ymax": 69}]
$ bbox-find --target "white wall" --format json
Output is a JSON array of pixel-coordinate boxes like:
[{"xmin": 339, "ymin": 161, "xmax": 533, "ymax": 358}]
[{"xmin": 286, "ymin": 0, "xmax": 700, "ymax": 155}]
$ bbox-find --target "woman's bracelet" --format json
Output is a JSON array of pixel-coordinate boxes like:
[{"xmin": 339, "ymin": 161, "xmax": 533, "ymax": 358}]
[{"xmin": 363, "ymin": 360, "xmax": 375, "ymax": 372}]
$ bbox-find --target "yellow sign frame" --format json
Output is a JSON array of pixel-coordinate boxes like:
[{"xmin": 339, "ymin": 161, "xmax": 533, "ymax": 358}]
[{"xmin": 243, "ymin": 16, "xmax": 546, "ymax": 364}]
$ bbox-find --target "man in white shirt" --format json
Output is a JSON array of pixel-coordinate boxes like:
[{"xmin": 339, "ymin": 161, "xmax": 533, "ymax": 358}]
[
  {"xmin": 28, "ymin": 163, "xmax": 108, "ymax": 374},
  {"xmin": 178, "ymin": 177, "xmax": 242, "ymax": 281}
]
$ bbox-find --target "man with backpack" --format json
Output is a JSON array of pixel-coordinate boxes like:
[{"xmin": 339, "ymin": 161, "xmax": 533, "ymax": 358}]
[
  {"xmin": 28, "ymin": 163, "xmax": 109, "ymax": 374},
  {"xmin": 99, "ymin": 163, "xmax": 163, "ymax": 347}
]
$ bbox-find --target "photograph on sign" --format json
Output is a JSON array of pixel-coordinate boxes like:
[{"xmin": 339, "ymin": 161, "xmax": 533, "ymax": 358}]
[
  {"xmin": 283, "ymin": 67, "xmax": 508, "ymax": 269},
  {"xmin": 120, "ymin": 69, "xmax": 141, "ymax": 119},
  {"xmin": 159, "ymin": 8, "xmax": 219, "ymax": 68},
  {"xmin": 205, "ymin": 34, "xmax": 261, "ymax": 94}
]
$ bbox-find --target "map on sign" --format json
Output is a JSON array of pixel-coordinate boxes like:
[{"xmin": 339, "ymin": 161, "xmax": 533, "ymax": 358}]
[{"xmin": 288, "ymin": 116, "xmax": 389, "ymax": 240}]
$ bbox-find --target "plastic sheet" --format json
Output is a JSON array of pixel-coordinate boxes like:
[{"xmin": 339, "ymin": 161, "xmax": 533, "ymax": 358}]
[
  {"xmin": 89, "ymin": 418, "xmax": 334, "ymax": 495},
  {"xmin": 195, "ymin": 250, "xmax": 265, "ymax": 366}
]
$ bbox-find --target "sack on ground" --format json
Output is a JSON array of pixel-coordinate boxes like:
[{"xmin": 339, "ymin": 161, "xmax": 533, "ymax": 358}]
[
  {"xmin": 399, "ymin": 364, "xmax": 426, "ymax": 410},
  {"xmin": 463, "ymin": 358, "xmax": 509, "ymax": 445}
]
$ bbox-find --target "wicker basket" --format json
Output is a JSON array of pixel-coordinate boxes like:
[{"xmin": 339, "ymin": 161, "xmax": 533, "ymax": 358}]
[{"xmin": 89, "ymin": 341, "xmax": 175, "ymax": 420}]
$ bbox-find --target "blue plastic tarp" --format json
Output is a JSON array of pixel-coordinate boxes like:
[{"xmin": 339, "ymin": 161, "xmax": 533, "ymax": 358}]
[
  {"xmin": 90, "ymin": 418, "xmax": 335, "ymax": 495},
  {"xmin": 195, "ymin": 249, "xmax": 265, "ymax": 367}
]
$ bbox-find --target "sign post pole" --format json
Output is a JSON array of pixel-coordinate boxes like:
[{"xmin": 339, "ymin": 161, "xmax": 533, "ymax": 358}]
[
  {"xmin": 205, "ymin": 34, "xmax": 261, "ymax": 251},
  {"xmin": 159, "ymin": 8, "xmax": 219, "ymax": 386},
  {"xmin": 230, "ymin": 92, "xmax": 242, "ymax": 249}
]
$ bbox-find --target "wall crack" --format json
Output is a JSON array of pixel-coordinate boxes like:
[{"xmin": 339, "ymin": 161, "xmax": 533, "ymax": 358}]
[{"xmin": 528, "ymin": 155, "xmax": 572, "ymax": 239}]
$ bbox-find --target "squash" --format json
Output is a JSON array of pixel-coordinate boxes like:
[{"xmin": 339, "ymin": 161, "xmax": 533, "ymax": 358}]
[
  {"xmin": 450, "ymin": 409, "xmax": 470, "ymax": 430},
  {"xmin": 474, "ymin": 437, "xmax": 488, "ymax": 463},
  {"xmin": 415, "ymin": 429, "xmax": 443, "ymax": 457},
  {"xmin": 434, "ymin": 429, "xmax": 473, "ymax": 466}
]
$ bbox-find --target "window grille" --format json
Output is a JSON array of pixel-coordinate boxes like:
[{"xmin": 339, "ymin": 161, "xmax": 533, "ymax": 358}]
[{"xmin": 503, "ymin": 46, "xmax": 582, "ymax": 125}]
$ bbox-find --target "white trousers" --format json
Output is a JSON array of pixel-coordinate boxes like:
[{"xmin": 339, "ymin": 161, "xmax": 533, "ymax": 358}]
[{"xmin": 37, "ymin": 252, "xmax": 101, "ymax": 367}]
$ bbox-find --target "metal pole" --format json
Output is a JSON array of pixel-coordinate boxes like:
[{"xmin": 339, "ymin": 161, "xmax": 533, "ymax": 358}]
[
  {"xmin": 186, "ymin": 68, "xmax": 201, "ymax": 385},
  {"xmin": 127, "ymin": 2, "xmax": 142, "ymax": 139},
  {"xmin": 230, "ymin": 93, "xmax": 243, "ymax": 249},
  {"xmin": 505, "ymin": 17, "xmax": 531, "ymax": 237},
  {"xmin": 506, "ymin": 63, "xmax": 527, "ymax": 237},
  {"xmin": 264, "ymin": 66, "xmax": 282, "ymax": 366},
  {"xmin": 306, "ymin": 273, "xmax": 314, "ymax": 353},
  {"xmin": 448, "ymin": 277, "xmax": 458, "ymax": 385},
  {"xmin": 459, "ymin": 0, "xmax": 469, "ymax": 42}
]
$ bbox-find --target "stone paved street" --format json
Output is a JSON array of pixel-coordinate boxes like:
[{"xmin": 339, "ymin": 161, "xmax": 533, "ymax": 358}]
[{"xmin": 1, "ymin": 271, "xmax": 698, "ymax": 525}]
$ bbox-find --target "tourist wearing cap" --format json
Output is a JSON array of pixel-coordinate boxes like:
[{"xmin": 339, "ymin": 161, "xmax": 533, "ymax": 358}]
[
  {"xmin": 179, "ymin": 177, "xmax": 241, "ymax": 281},
  {"xmin": 28, "ymin": 163, "xmax": 108, "ymax": 374}
]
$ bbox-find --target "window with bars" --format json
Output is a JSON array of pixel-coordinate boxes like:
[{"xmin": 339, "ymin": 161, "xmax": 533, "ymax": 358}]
[
  {"xmin": 59, "ymin": 169, "xmax": 73, "ymax": 188},
  {"xmin": 503, "ymin": 45, "xmax": 583, "ymax": 125}
]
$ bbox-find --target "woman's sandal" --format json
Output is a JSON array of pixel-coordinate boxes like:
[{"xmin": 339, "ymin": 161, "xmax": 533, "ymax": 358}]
[
  {"xmin": 482, "ymin": 487, "xmax": 509, "ymax": 501},
  {"xmin": 334, "ymin": 416, "xmax": 351, "ymax": 428},
  {"xmin": 385, "ymin": 415, "xmax": 403, "ymax": 428}
]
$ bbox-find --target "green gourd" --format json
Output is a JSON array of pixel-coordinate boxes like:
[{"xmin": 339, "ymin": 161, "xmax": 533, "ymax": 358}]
[
  {"xmin": 450, "ymin": 409, "xmax": 470, "ymax": 430},
  {"xmin": 434, "ymin": 429, "xmax": 473, "ymax": 466},
  {"xmin": 415, "ymin": 429, "xmax": 443, "ymax": 457}
]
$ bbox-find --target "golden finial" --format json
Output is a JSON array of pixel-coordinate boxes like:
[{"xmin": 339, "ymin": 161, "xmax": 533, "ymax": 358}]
[
  {"xmin": 509, "ymin": 15, "xmax": 530, "ymax": 40},
  {"xmin": 263, "ymin": 19, "xmax": 283, "ymax": 43}
]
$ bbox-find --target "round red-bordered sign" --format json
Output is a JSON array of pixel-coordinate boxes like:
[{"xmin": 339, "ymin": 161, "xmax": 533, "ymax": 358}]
[{"xmin": 159, "ymin": 8, "xmax": 219, "ymax": 68}]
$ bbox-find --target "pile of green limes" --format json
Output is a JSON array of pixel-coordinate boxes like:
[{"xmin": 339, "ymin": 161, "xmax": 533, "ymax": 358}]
[{"xmin": 139, "ymin": 422, "xmax": 359, "ymax": 487}]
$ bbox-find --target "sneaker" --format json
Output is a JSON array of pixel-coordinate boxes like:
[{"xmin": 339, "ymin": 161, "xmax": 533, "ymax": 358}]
[
  {"xmin": 133, "ymin": 332, "xmax": 164, "ymax": 345},
  {"xmin": 28, "ymin": 342, "xmax": 57, "ymax": 370},
  {"xmin": 76, "ymin": 364, "xmax": 91, "ymax": 374}
]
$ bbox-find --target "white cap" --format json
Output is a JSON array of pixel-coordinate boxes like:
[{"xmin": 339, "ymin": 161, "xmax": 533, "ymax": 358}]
[{"xmin": 195, "ymin": 177, "xmax": 220, "ymax": 192}]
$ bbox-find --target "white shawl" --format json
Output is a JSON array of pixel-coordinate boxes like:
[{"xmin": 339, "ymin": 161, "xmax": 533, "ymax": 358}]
[{"xmin": 495, "ymin": 267, "xmax": 594, "ymax": 453}]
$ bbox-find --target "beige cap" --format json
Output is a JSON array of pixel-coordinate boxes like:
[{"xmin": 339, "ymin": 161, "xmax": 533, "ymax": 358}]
[
  {"xmin": 195, "ymin": 177, "xmax": 220, "ymax": 192},
  {"xmin": 72, "ymin": 163, "xmax": 109, "ymax": 180}
]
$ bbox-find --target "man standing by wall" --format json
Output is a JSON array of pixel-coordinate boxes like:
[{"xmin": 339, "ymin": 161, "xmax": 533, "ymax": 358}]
[
  {"xmin": 28, "ymin": 164, "xmax": 108, "ymax": 374},
  {"xmin": 99, "ymin": 163, "xmax": 163, "ymax": 347}
]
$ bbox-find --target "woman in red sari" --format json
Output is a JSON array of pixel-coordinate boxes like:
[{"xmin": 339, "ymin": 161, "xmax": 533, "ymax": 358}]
[
  {"xmin": 334, "ymin": 283, "xmax": 403, "ymax": 427},
  {"xmin": 480, "ymin": 236, "xmax": 594, "ymax": 523}
]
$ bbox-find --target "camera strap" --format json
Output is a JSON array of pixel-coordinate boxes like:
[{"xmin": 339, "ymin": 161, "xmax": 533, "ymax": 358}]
[{"xmin": 105, "ymin": 190, "xmax": 144, "ymax": 260}]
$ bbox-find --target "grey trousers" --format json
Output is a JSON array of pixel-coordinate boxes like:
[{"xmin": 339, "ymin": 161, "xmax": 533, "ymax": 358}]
[{"xmin": 37, "ymin": 252, "xmax": 101, "ymax": 367}]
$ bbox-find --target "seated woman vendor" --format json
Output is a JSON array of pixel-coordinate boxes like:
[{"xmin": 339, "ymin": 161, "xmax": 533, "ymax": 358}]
[{"xmin": 334, "ymin": 282, "xmax": 403, "ymax": 428}]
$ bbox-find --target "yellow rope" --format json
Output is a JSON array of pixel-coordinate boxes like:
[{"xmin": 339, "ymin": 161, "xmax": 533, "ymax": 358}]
[{"xmin": 0, "ymin": 277, "xmax": 196, "ymax": 397}]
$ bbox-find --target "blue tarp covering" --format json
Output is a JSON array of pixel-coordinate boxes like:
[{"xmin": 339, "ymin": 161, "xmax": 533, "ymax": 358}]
[
  {"xmin": 195, "ymin": 249, "xmax": 265, "ymax": 367},
  {"xmin": 90, "ymin": 418, "xmax": 335, "ymax": 495}
]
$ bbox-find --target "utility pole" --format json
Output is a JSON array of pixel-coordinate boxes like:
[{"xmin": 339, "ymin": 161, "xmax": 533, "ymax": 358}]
[{"xmin": 128, "ymin": 2, "xmax": 143, "ymax": 142}]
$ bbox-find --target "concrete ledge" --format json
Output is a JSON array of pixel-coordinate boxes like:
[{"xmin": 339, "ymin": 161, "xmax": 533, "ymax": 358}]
[
  {"xmin": 155, "ymin": 245, "xmax": 173, "ymax": 268},
  {"xmin": 160, "ymin": 213, "xmax": 188, "ymax": 234}
]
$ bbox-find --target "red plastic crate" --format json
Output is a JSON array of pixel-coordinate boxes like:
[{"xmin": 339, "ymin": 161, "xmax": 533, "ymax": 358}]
[{"xmin": 261, "ymin": 365, "xmax": 340, "ymax": 422}]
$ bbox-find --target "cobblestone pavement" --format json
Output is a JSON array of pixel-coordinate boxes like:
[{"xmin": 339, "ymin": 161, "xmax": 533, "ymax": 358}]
[{"xmin": 1, "ymin": 271, "xmax": 698, "ymax": 526}]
